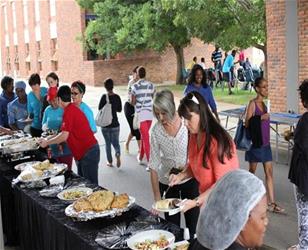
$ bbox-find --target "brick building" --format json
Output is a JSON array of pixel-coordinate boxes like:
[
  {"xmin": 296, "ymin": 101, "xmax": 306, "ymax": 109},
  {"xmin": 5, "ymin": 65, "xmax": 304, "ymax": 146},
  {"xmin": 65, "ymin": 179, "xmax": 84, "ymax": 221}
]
[
  {"xmin": 266, "ymin": 0, "xmax": 308, "ymax": 113},
  {"xmin": 0, "ymin": 0, "xmax": 263, "ymax": 87}
]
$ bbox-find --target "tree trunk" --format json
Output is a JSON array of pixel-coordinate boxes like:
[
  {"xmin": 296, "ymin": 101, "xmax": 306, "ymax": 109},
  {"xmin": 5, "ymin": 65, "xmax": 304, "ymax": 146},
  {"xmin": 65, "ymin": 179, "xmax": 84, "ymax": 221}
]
[
  {"xmin": 172, "ymin": 45, "xmax": 185, "ymax": 85},
  {"xmin": 254, "ymin": 43, "xmax": 267, "ymax": 79}
]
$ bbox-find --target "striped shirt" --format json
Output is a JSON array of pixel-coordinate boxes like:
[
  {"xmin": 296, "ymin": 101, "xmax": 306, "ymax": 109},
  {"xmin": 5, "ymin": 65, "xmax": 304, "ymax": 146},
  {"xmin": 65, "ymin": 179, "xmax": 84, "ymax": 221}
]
[
  {"xmin": 131, "ymin": 79, "xmax": 155, "ymax": 122},
  {"xmin": 211, "ymin": 50, "xmax": 222, "ymax": 63}
]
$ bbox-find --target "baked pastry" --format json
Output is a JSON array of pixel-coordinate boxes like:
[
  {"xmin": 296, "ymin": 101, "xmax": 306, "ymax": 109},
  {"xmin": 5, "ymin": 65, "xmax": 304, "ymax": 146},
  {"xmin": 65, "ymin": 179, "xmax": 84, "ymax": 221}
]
[
  {"xmin": 73, "ymin": 197, "xmax": 93, "ymax": 212},
  {"xmin": 32, "ymin": 159, "xmax": 53, "ymax": 171},
  {"xmin": 111, "ymin": 193, "xmax": 129, "ymax": 209},
  {"xmin": 87, "ymin": 190, "xmax": 114, "ymax": 212},
  {"xmin": 155, "ymin": 199, "xmax": 171, "ymax": 210}
]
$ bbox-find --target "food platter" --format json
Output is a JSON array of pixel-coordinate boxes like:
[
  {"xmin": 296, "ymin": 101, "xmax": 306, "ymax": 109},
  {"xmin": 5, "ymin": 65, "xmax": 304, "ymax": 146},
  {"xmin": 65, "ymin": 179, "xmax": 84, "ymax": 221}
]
[
  {"xmin": 126, "ymin": 229, "xmax": 175, "ymax": 250},
  {"xmin": 152, "ymin": 199, "xmax": 183, "ymax": 215},
  {"xmin": 14, "ymin": 160, "xmax": 67, "ymax": 183},
  {"xmin": 14, "ymin": 161, "xmax": 40, "ymax": 171},
  {"xmin": 65, "ymin": 190, "xmax": 136, "ymax": 220},
  {"xmin": 57, "ymin": 187, "xmax": 93, "ymax": 201}
]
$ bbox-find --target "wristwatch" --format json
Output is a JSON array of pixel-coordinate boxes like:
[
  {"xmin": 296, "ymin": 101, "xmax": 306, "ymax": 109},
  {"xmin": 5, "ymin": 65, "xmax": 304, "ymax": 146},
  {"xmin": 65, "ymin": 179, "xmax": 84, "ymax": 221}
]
[{"xmin": 194, "ymin": 197, "xmax": 200, "ymax": 207}]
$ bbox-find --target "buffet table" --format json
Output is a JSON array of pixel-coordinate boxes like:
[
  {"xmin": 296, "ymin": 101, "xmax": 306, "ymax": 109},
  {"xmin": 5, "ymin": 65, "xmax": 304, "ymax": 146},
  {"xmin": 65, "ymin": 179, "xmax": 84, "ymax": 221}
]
[{"xmin": 0, "ymin": 158, "xmax": 182, "ymax": 250}]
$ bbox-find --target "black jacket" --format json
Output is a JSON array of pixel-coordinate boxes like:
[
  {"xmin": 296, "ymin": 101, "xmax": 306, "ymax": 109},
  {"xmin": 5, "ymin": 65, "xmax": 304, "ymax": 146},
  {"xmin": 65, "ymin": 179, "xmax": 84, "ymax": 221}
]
[
  {"xmin": 289, "ymin": 112, "xmax": 308, "ymax": 197},
  {"xmin": 247, "ymin": 115, "xmax": 262, "ymax": 148}
]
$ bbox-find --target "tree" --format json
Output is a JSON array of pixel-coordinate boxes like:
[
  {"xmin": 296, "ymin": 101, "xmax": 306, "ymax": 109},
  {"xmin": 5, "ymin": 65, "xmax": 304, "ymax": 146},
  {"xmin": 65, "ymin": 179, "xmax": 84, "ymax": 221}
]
[
  {"xmin": 162, "ymin": 0, "xmax": 267, "ymax": 74},
  {"xmin": 77, "ymin": 0, "xmax": 192, "ymax": 84}
]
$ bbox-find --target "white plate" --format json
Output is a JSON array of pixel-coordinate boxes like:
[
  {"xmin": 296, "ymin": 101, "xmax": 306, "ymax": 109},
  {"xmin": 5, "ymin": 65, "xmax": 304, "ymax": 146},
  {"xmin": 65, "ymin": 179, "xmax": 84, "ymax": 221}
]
[
  {"xmin": 57, "ymin": 187, "xmax": 93, "ymax": 201},
  {"xmin": 127, "ymin": 229, "xmax": 175, "ymax": 250},
  {"xmin": 14, "ymin": 161, "xmax": 40, "ymax": 171},
  {"xmin": 65, "ymin": 195, "xmax": 136, "ymax": 220},
  {"xmin": 152, "ymin": 199, "xmax": 182, "ymax": 213},
  {"xmin": 170, "ymin": 240, "xmax": 190, "ymax": 250}
]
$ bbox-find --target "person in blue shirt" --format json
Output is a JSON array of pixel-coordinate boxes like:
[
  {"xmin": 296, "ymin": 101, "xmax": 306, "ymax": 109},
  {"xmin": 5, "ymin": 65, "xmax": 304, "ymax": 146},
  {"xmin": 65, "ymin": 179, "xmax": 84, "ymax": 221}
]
[
  {"xmin": 222, "ymin": 50, "xmax": 237, "ymax": 95},
  {"xmin": 184, "ymin": 64, "xmax": 220, "ymax": 121},
  {"xmin": 42, "ymin": 87, "xmax": 73, "ymax": 170},
  {"xmin": 71, "ymin": 81, "xmax": 97, "ymax": 133},
  {"xmin": 0, "ymin": 76, "xmax": 17, "ymax": 127},
  {"xmin": 27, "ymin": 73, "xmax": 48, "ymax": 137},
  {"xmin": 7, "ymin": 80, "xmax": 28, "ymax": 131}
]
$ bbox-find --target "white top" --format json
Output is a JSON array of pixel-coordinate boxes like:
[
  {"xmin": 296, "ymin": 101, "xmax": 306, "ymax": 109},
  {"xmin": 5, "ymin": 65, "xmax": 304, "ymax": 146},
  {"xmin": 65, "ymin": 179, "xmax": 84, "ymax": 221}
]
[
  {"xmin": 127, "ymin": 78, "xmax": 135, "ymax": 102},
  {"xmin": 149, "ymin": 121, "xmax": 188, "ymax": 185},
  {"xmin": 131, "ymin": 79, "xmax": 155, "ymax": 122}
]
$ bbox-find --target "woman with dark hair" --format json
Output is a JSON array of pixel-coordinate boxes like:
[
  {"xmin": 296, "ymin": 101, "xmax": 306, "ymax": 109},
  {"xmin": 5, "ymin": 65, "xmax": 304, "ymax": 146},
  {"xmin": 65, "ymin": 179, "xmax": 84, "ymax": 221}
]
[
  {"xmin": 124, "ymin": 66, "xmax": 141, "ymax": 154},
  {"xmin": 71, "ymin": 81, "xmax": 97, "ymax": 133},
  {"xmin": 42, "ymin": 72, "xmax": 60, "ymax": 115},
  {"xmin": 27, "ymin": 73, "xmax": 47, "ymax": 137},
  {"xmin": 98, "ymin": 78, "xmax": 122, "ymax": 167},
  {"xmin": 288, "ymin": 80, "xmax": 308, "ymax": 250},
  {"xmin": 184, "ymin": 64, "xmax": 219, "ymax": 121},
  {"xmin": 245, "ymin": 77, "xmax": 284, "ymax": 214},
  {"xmin": 169, "ymin": 91, "xmax": 239, "ymax": 213},
  {"xmin": 0, "ymin": 76, "xmax": 16, "ymax": 127}
]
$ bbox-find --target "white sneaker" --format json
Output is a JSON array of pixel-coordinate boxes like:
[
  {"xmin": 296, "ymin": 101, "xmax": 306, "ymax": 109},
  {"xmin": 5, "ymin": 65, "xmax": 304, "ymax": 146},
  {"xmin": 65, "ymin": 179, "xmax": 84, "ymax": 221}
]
[{"xmin": 137, "ymin": 154, "xmax": 144, "ymax": 165}]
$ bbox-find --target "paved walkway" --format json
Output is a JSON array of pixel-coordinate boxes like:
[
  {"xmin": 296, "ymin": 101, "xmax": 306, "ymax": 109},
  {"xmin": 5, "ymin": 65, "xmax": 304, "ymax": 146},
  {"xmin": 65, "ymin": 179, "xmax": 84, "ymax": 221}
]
[{"xmin": 4, "ymin": 83, "xmax": 298, "ymax": 249}]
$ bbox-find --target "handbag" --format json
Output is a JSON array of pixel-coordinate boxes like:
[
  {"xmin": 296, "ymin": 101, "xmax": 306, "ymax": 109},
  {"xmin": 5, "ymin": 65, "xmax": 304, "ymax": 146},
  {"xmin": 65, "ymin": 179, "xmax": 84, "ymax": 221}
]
[
  {"xmin": 133, "ymin": 81, "xmax": 150, "ymax": 130},
  {"xmin": 234, "ymin": 107, "xmax": 252, "ymax": 151},
  {"xmin": 95, "ymin": 94, "xmax": 112, "ymax": 127}
]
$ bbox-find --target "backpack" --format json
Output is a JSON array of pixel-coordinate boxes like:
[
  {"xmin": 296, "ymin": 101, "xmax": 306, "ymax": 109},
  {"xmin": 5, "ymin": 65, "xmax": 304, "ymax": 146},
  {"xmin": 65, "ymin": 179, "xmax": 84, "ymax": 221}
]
[{"xmin": 95, "ymin": 94, "xmax": 112, "ymax": 127}]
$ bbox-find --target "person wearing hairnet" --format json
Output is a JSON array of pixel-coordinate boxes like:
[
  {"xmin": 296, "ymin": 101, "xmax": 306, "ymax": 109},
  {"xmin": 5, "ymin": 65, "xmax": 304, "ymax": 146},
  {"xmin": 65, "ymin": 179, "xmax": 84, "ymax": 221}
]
[{"xmin": 190, "ymin": 169, "xmax": 268, "ymax": 250}]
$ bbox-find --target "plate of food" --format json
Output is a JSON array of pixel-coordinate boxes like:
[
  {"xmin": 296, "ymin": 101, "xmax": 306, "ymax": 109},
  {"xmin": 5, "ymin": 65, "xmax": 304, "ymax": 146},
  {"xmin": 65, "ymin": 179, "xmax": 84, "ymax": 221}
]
[
  {"xmin": 15, "ymin": 160, "xmax": 67, "ymax": 183},
  {"xmin": 65, "ymin": 190, "xmax": 135, "ymax": 220},
  {"xmin": 126, "ymin": 229, "xmax": 175, "ymax": 250},
  {"xmin": 57, "ymin": 187, "xmax": 93, "ymax": 201},
  {"xmin": 152, "ymin": 199, "xmax": 183, "ymax": 213},
  {"xmin": 14, "ymin": 161, "xmax": 41, "ymax": 171},
  {"xmin": 170, "ymin": 240, "xmax": 190, "ymax": 250}
]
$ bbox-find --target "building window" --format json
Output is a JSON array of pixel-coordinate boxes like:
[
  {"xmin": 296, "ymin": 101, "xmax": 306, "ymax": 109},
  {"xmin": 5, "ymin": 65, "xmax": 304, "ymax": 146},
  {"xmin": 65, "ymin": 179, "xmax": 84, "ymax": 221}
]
[
  {"xmin": 51, "ymin": 61, "xmax": 58, "ymax": 71},
  {"xmin": 14, "ymin": 46, "xmax": 19, "ymax": 72},
  {"xmin": 26, "ymin": 62, "xmax": 31, "ymax": 72},
  {"xmin": 50, "ymin": 38, "xmax": 57, "ymax": 54},
  {"xmin": 38, "ymin": 61, "xmax": 42, "ymax": 71}
]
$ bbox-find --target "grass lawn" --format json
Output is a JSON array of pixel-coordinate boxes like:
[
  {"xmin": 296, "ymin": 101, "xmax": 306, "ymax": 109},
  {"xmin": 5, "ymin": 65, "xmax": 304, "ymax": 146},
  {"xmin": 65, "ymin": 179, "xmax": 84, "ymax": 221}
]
[{"xmin": 156, "ymin": 84, "xmax": 255, "ymax": 106}]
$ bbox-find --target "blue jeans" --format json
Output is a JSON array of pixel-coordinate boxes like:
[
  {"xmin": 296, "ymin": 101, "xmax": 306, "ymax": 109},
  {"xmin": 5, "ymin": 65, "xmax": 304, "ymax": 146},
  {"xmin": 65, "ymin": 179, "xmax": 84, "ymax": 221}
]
[
  {"xmin": 76, "ymin": 144, "xmax": 100, "ymax": 185},
  {"xmin": 101, "ymin": 126, "xmax": 121, "ymax": 163}
]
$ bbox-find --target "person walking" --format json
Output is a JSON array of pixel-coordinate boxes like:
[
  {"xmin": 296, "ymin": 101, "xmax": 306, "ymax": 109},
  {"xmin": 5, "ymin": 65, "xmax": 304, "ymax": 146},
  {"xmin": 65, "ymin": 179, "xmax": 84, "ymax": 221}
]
[
  {"xmin": 98, "ymin": 78, "xmax": 122, "ymax": 168},
  {"xmin": 124, "ymin": 66, "xmax": 141, "ymax": 154},
  {"xmin": 245, "ymin": 77, "xmax": 284, "ymax": 214},
  {"xmin": 131, "ymin": 66, "xmax": 155, "ymax": 168}
]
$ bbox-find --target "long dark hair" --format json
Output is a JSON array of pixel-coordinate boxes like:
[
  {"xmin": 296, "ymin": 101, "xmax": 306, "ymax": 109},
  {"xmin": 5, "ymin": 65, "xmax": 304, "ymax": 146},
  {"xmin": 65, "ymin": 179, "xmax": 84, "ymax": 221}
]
[
  {"xmin": 188, "ymin": 64, "xmax": 208, "ymax": 88},
  {"xmin": 178, "ymin": 91, "xmax": 233, "ymax": 168}
]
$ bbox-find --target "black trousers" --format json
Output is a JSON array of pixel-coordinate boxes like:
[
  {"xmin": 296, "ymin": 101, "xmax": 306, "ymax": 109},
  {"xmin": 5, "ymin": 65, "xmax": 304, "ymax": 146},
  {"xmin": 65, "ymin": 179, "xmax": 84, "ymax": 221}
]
[
  {"xmin": 124, "ymin": 102, "xmax": 141, "ymax": 140},
  {"xmin": 159, "ymin": 178, "xmax": 200, "ymax": 237}
]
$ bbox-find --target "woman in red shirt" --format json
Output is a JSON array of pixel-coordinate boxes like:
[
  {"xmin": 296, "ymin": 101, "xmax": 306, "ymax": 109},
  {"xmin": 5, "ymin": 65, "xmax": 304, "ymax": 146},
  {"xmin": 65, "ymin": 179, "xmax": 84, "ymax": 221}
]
[{"xmin": 169, "ymin": 91, "xmax": 239, "ymax": 212}]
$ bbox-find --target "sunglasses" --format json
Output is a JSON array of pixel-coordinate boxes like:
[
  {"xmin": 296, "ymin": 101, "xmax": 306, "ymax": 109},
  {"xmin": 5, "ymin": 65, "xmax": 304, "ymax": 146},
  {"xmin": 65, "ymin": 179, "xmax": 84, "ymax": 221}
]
[{"xmin": 71, "ymin": 92, "xmax": 79, "ymax": 96}]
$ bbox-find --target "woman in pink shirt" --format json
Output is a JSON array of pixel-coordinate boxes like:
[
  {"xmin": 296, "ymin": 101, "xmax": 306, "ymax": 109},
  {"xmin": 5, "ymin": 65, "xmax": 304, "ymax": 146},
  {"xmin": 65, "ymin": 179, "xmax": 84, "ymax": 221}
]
[{"xmin": 169, "ymin": 91, "xmax": 239, "ymax": 212}]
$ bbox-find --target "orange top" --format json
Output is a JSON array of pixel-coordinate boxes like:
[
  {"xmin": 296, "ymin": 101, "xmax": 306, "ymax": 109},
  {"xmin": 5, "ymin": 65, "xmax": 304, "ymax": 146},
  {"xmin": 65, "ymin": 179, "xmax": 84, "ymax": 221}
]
[{"xmin": 188, "ymin": 132, "xmax": 239, "ymax": 193}]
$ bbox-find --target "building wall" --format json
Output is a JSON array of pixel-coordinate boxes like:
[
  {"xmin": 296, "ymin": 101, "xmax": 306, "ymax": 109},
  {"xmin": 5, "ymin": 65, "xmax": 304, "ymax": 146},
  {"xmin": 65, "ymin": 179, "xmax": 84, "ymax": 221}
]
[
  {"xmin": 266, "ymin": 0, "xmax": 288, "ymax": 112},
  {"xmin": 1, "ymin": 0, "xmax": 265, "ymax": 88},
  {"xmin": 298, "ymin": 0, "xmax": 308, "ymax": 112},
  {"xmin": 266, "ymin": 0, "xmax": 308, "ymax": 113}
]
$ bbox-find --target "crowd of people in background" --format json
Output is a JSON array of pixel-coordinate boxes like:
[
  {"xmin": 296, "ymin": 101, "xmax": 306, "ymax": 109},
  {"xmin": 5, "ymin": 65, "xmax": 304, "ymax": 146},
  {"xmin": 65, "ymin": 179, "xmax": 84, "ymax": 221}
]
[{"xmin": 0, "ymin": 57, "xmax": 306, "ymax": 249}]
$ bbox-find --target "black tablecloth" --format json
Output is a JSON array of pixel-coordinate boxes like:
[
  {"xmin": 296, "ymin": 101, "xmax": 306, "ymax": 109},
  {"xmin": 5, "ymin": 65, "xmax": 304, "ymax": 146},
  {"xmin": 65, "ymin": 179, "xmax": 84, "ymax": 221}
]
[{"xmin": 0, "ymin": 159, "xmax": 182, "ymax": 250}]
